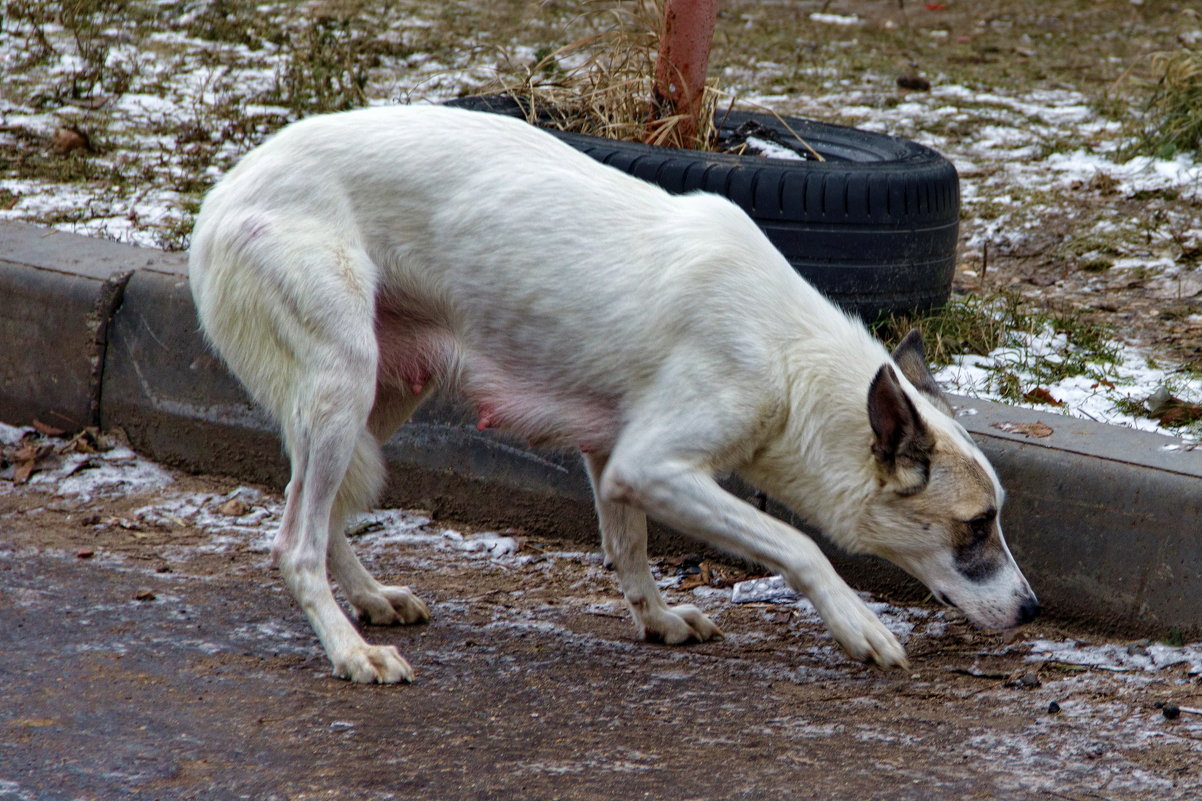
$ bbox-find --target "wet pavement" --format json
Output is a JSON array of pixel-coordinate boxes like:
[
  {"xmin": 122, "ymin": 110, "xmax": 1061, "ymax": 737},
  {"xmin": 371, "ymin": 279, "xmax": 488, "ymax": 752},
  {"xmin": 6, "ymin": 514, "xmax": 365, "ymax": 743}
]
[{"xmin": 2, "ymin": 429, "xmax": 1201, "ymax": 800}]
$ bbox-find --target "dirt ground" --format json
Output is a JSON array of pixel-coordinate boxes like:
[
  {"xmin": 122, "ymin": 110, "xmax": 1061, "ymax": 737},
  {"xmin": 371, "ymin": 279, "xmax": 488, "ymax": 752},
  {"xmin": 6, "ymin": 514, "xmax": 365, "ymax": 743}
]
[{"xmin": 2, "ymin": 439, "xmax": 1201, "ymax": 801}]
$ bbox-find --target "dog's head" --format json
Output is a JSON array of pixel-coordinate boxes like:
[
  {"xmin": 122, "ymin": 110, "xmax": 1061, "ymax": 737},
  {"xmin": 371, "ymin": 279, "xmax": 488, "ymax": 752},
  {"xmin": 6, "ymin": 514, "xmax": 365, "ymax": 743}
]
[{"xmin": 858, "ymin": 331, "xmax": 1039, "ymax": 630}]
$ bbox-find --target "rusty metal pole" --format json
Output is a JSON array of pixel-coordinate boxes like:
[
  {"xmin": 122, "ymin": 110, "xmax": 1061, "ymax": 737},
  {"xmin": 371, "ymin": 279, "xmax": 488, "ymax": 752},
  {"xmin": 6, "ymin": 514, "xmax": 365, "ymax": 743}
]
[{"xmin": 650, "ymin": 0, "xmax": 718, "ymax": 147}]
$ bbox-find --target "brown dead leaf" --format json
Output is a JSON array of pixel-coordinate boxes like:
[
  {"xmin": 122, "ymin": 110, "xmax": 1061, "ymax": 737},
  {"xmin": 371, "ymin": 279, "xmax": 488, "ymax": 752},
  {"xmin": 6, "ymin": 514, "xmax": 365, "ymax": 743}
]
[
  {"xmin": 896, "ymin": 72, "xmax": 931, "ymax": 92},
  {"xmin": 9, "ymin": 441, "xmax": 54, "ymax": 483},
  {"xmin": 1146, "ymin": 386, "xmax": 1202, "ymax": 426},
  {"xmin": 12, "ymin": 456, "xmax": 36, "ymax": 483},
  {"xmin": 706, "ymin": 564, "xmax": 751, "ymax": 589},
  {"xmin": 678, "ymin": 562, "xmax": 712, "ymax": 590},
  {"xmin": 64, "ymin": 427, "xmax": 104, "ymax": 454},
  {"xmin": 218, "ymin": 498, "xmax": 249, "ymax": 517},
  {"xmin": 991, "ymin": 421, "xmax": 1055, "ymax": 438},
  {"xmin": 31, "ymin": 419, "xmax": 66, "ymax": 437},
  {"xmin": 51, "ymin": 126, "xmax": 91, "ymax": 155},
  {"xmin": 1022, "ymin": 387, "xmax": 1063, "ymax": 406},
  {"xmin": 1156, "ymin": 401, "xmax": 1202, "ymax": 426}
]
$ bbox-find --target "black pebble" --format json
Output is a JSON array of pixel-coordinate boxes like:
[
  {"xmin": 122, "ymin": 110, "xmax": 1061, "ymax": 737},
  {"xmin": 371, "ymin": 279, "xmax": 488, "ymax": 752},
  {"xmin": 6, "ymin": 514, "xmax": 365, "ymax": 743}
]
[
  {"xmin": 1163, "ymin": 704, "xmax": 1181, "ymax": 720},
  {"xmin": 1047, "ymin": 701, "xmax": 1061, "ymax": 714}
]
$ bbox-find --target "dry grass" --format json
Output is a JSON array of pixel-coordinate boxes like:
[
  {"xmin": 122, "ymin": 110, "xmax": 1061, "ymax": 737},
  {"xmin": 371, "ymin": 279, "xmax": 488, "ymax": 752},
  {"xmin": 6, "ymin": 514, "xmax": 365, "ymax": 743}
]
[
  {"xmin": 484, "ymin": 0, "xmax": 725, "ymax": 151},
  {"xmin": 1131, "ymin": 45, "xmax": 1202, "ymax": 158},
  {"xmin": 479, "ymin": 0, "xmax": 827, "ymax": 157}
]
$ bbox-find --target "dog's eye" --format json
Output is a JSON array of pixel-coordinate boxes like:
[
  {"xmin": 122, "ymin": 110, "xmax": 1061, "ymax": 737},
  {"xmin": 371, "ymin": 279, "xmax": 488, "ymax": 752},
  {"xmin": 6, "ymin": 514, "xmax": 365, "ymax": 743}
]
[{"xmin": 967, "ymin": 509, "xmax": 996, "ymax": 543}]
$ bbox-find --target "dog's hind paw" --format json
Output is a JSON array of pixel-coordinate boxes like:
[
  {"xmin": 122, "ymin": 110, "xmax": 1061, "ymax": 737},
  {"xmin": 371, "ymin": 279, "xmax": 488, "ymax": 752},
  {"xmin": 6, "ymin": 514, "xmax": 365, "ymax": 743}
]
[
  {"xmin": 352, "ymin": 585, "xmax": 431, "ymax": 626},
  {"xmin": 641, "ymin": 604, "xmax": 723, "ymax": 645},
  {"xmin": 333, "ymin": 643, "xmax": 415, "ymax": 684}
]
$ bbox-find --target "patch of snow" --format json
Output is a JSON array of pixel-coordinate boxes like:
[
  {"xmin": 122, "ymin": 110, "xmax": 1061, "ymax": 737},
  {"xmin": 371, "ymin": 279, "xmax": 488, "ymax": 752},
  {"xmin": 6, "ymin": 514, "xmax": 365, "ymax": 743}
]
[
  {"xmin": 136, "ymin": 486, "xmax": 280, "ymax": 553},
  {"xmin": 0, "ymin": 423, "xmax": 176, "ymax": 500},
  {"xmin": 744, "ymin": 136, "xmax": 805, "ymax": 160},
  {"xmin": 1027, "ymin": 639, "xmax": 1202, "ymax": 675},
  {"xmin": 1044, "ymin": 149, "xmax": 1202, "ymax": 200},
  {"xmin": 37, "ymin": 447, "xmax": 175, "ymax": 500},
  {"xmin": 808, "ymin": 13, "xmax": 862, "ymax": 26},
  {"xmin": 935, "ymin": 331, "xmax": 1201, "ymax": 439},
  {"xmin": 728, "ymin": 574, "xmax": 946, "ymax": 643}
]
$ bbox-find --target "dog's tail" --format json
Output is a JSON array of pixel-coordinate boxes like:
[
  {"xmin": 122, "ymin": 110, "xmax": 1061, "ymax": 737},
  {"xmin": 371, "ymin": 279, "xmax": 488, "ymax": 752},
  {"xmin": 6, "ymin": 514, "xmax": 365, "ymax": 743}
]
[{"xmin": 332, "ymin": 428, "xmax": 387, "ymax": 524}]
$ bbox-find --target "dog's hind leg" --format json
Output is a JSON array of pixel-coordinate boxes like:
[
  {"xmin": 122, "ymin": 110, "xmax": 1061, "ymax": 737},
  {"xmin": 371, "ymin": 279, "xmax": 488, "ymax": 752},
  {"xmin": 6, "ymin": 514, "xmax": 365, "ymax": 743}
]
[
  {"xmin": 260, "ymin": 256, "xmax": 416, "ymax": 680},
  {"xmin": 584, "ymin": 452, "xmax": 722, "ymax": 644},
  {"xmin": 326, "ymin": 387, "xmax": 431, "ymax": 627},
  {"xmin": 276, "ymin": 421, "xmax": 415, "ymax": 683},
  {"xmin": 194, "ymin": 215, "xmax": 415, "ymax": 682}
]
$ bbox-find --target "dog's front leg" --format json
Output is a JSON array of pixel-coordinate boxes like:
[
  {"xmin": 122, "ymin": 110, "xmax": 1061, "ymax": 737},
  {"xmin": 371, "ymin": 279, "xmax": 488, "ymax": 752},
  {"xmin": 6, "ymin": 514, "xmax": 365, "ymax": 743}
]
[
  {"xmin": 584, "ymin": 453, "xmax": 722, "ymax": 644},
  {"xmin": 599, "ymin": 456, "xmax": 907, "ymax": 669}
]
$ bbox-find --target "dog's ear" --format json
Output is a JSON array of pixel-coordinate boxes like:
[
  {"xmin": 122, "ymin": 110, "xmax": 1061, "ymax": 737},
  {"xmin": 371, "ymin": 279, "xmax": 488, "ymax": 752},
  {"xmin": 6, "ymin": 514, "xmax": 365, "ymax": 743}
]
[
  {"xmin": 891, "ymin": 329, "xmax": 952, "ymax": 416},
  {"xmin": 868, "ymin": 363, "xmax": 933, "ymax": 494}
]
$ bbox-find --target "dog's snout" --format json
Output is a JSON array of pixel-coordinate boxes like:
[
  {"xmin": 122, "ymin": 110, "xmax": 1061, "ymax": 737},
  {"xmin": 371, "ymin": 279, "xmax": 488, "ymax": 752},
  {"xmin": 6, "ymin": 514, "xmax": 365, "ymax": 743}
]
[{"xmin": 1016, "ymin": 596, "xmax": 1040, "ymax": 626}]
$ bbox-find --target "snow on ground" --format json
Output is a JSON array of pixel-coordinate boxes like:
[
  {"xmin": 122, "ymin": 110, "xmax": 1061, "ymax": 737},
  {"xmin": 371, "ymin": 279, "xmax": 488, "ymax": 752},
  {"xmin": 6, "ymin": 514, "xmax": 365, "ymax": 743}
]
[
  {"xmin": 935, "ymin": 327, "xmax": 1202, "ymax": 437},
  {"xmin": 1, "ymin": 6, "xmax": 1199, "ymax": 438}
]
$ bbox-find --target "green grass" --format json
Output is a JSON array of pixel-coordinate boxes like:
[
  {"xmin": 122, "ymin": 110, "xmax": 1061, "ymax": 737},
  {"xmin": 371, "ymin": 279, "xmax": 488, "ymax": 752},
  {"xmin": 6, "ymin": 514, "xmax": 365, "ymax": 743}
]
[{"xmin": 875, "ymin": 289, "xmax": 1122, "ymax": 404}]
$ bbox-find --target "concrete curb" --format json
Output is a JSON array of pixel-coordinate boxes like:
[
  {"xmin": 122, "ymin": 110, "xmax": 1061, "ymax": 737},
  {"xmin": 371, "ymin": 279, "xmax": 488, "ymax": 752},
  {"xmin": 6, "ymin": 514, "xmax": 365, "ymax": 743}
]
[{"xmin": 3, "ymin": 221, "xmax": 1200, "ymax": 637}]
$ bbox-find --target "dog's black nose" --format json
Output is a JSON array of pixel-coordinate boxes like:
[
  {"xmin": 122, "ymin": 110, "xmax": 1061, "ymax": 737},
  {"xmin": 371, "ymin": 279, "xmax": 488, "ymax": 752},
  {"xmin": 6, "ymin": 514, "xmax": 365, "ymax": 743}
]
[{"xmin": 1016, "ymin": 596, "xmax": 1041, "ymax": 625}]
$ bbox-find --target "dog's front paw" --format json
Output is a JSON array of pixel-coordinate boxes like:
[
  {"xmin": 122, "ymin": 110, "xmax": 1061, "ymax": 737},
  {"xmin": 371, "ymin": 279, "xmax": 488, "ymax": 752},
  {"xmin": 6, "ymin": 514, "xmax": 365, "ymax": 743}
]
[
  {"xmin": 352, "ymin": 585, "xmax": 431, "ymax": 626},
  {"xmin": 333, "ymin": 643, "xmax": 415, "ymax": 684},
  {"xmin": 640, "ymin": 604, "xmax": 723, "ymax": 645},
  {"xmin": 826, "ymin": 603, "xmax": 908, "ymax": 669}
]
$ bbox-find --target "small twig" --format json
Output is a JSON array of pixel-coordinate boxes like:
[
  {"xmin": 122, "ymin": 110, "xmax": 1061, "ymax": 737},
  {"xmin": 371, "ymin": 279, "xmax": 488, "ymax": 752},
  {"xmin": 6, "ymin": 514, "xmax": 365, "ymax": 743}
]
[{"xmin": 584, "ymin": 610, "xmax": 626, "ymax": 620}]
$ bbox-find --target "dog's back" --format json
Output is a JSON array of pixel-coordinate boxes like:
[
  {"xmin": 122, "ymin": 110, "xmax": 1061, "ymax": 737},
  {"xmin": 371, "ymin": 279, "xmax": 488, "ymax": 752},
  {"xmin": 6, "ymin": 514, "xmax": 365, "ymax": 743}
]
[{"xmin": 191, "ymin": 105, "xmax": 853, "ymax": 454}]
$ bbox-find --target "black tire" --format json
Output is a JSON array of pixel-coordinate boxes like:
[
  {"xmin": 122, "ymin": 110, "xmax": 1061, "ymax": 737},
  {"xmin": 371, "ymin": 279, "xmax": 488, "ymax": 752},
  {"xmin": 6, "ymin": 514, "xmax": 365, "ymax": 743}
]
[{"xmin": 445, "ymin": 95, "xmax": 959, "ymax": 320}]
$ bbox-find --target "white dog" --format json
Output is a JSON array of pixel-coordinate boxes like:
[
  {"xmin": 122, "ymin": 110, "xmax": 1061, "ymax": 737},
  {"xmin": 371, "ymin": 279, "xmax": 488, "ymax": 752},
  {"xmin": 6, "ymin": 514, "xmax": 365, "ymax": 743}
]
[{"xmin": 189, "ymin": 105, "xmax": 1038, "ymax": 683}]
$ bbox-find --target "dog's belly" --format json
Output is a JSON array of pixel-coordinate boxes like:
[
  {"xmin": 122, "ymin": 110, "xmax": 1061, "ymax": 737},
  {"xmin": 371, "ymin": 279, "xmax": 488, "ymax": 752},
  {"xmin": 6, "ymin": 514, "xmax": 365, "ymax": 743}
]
[
  {"xmin": 374, "ymin": 296, "xmax": 621, "ymax": 453},
  {"xmin": 460, "ymin": 353, "xmax": 622, "ymax": 453},
  {"xmin": 375, "ymin": 297, "xmax": 454, "ymax": 395}
]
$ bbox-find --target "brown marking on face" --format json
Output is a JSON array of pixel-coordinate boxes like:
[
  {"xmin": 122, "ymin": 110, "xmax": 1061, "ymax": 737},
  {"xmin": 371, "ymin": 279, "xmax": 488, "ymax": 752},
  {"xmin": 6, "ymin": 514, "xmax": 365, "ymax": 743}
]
[
  {"xmin": 923, "ymin": 441, "xmax": 996, "ymax": 519},
  {"xmin": 878, "ymin": 429, "xmax": 1007, "ymax": 579},
  {"xmin": 930, "ymin": 445, "xmax": 1007, "ymax": 582}
]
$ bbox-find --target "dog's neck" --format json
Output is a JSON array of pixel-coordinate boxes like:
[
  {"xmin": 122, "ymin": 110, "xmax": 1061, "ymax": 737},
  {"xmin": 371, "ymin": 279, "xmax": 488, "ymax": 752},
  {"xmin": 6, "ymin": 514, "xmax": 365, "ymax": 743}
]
[{"xmin": 737, "ymin": 312, "xmax": 894, "ymax": 554}]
